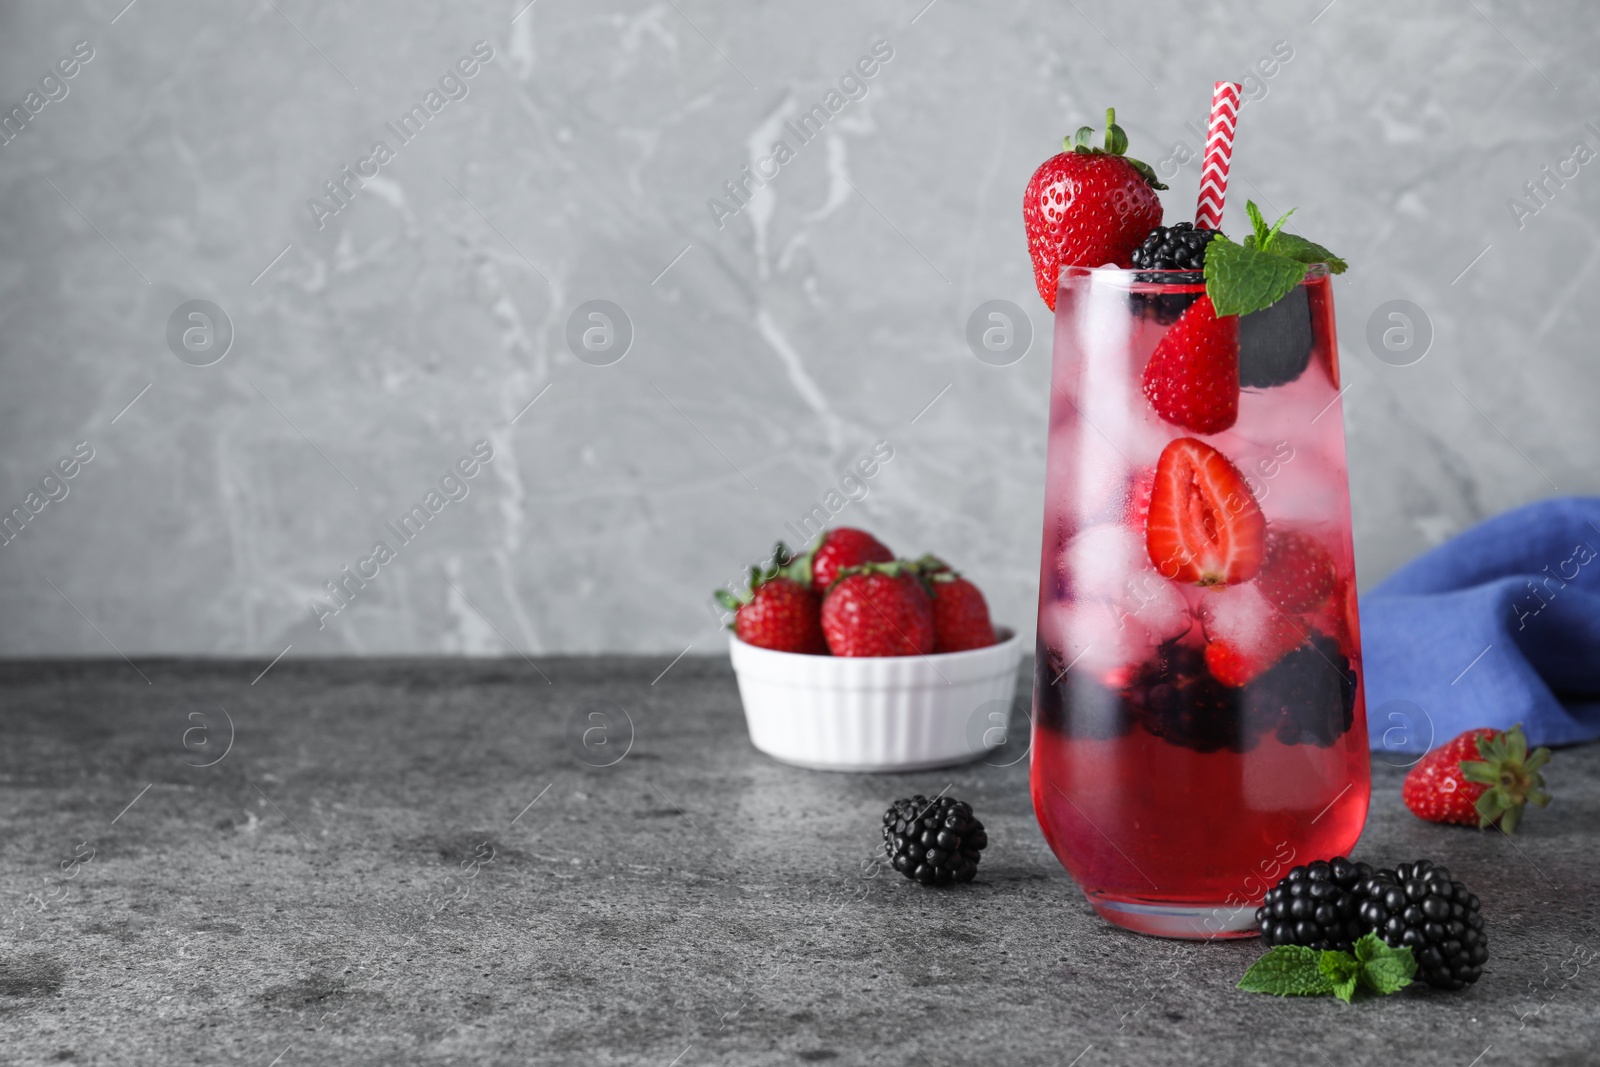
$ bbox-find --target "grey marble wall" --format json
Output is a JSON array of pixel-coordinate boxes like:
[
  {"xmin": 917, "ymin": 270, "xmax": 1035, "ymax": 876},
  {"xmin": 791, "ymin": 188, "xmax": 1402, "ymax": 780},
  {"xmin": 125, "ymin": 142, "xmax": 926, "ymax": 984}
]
[{"xmin": 1, "ymin": 0, "xmax": 1595, "ymax": 657}]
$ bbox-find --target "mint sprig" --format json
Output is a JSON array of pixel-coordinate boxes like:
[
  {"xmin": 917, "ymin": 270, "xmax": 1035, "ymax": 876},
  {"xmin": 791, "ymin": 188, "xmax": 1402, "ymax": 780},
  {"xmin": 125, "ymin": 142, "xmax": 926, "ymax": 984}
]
[
  {"xmin": 1238, "ymin": 933, "xmax": 1416, "ymax": 1004},
  {"xmin": 1237, "ymin": 945, "xmax": 1333, "ymax": 997},
  {"xmin": 1352, "ymin": 933, "xmax": 1418, "ymax": 998},
  {"xmin": 1318, "ymin": 950, "xmax": 1361, "ymax": 1002},
  {"xmin": 1203, "ymin": 200, "xmax": 1347, "ymax": 317}
]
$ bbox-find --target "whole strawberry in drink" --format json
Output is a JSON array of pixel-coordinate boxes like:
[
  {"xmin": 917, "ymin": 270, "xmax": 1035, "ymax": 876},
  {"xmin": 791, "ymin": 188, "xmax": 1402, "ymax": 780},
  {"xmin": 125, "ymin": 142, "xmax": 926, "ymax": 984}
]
[
  {"xmin": 1023, "ymin": 107, "xmax": 1165, "ymax": 310},
  {"xmin": 914, "ymin": 556, "xmax": 997, "ymax": 653},
  {"xmin": 715, "ymin": 549, "xmax": 826, "ymax": 655},
  {"xmin": 802, "ymin": 527, "xmax": 894, "ymax": 593},
  {"xmin": 821, "ymin": 561, "xmax": 935, "ymax": 657},
  {"xmin": 1403, "ymin": 725, "xmax": 1552, "ymax": 834},
  {"xmin": 1140, "ymin": 293, "xmax": 1240, "ymax": 434},
  {"xmin": 1254, "ymin": 529, "xmax": 1336, "ymax": 614}
]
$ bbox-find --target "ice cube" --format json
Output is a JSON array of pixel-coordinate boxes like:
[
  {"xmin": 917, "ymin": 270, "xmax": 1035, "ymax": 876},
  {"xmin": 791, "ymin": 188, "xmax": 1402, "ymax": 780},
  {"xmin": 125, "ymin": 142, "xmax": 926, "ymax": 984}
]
[
  {"xmin": 1062, "ymin": 524, "xmax": 1194, "ymax": 642},
  {"xmin": 1063, "ymin": 525, "xmax": 1147, "ymax": 601},
  {"xmin": 1038, "ymin": 598, "xmax": 1154, "ymax": 683},
  {"xmin": 1121, "ymin": 569, "xmax": 1193, "ymax": 642},
  {"xmin": 1198, "ymin": 582, "xmax": 1278, "ymax": 653},
  {"xmin": 1046, "ymin": 424, "xmax": 1125, "ymax": 522}
]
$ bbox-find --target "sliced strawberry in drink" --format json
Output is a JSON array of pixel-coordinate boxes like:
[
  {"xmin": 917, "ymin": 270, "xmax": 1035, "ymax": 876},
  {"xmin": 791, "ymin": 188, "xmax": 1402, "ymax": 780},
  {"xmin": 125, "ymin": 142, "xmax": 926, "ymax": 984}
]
[
  {"xmin": 1145, "ymin": 437, "xmax": 1266, "ymax": 586},
  {"xmin": 1140, "ymin": 293, "xmax": 1240, "ymax": 434}
]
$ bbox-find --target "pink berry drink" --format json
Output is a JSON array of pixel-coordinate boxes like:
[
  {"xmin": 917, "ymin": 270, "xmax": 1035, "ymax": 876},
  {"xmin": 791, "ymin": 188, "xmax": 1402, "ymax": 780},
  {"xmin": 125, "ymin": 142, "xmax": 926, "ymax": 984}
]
[{"xmin": 1029, "ymin": 264, "xmax": 1369, "ymax": 938}]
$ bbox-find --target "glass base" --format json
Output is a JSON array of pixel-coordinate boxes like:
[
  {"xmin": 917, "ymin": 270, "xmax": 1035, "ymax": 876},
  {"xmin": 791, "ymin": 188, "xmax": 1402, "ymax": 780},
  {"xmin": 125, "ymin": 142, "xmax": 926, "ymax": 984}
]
[{"xmin": 1087, "ymin": 895, "xmax": 1261, "ymax": 940}]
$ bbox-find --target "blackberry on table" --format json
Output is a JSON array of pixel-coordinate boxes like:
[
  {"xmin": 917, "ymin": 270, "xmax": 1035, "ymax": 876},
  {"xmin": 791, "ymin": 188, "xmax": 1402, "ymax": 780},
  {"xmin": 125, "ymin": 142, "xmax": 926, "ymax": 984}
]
[
  {"xmin": 1358, "ymin": 861, "xmax": 1488, "ymax": 990},
  {"xmin": 1256, "ymin": 856, "xmax": 1374, "ymax": 952},
  {"xmin": 882, "ymin": 795, "xmax": 987, "ymax": 886}
]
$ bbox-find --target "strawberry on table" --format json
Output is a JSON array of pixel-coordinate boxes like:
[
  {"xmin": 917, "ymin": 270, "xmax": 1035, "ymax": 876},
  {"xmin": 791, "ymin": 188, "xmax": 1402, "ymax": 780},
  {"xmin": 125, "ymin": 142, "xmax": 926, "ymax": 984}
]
[
  {"xmin": 914, "ymin": 556, "xmax": 997, "ymax": 653},
  {"xmin": 1024, "ymin": 107, "xmax": 1166, "ymax": 310},
  {"xmin": 801, "ymin": 527, "xmax": 894, "ymax": 594},
  {"xmin": 821, "ymin": 561, "xmax": 936, "ymax": 657},
  {"xmin": 1403, "ymin": 725, "xmax": 1553, "ymax": 834},
  {"xmin": 715, "ymin": 549, "xmax": 827, "ymax": 655},
  {"xmin": 1145, "ymin": 437, "xmax": 1265, "ymax": 586},
  {"xmin": 1140, "ymin": 293, "xmax": 1240, "ymax": 434},
  {"xmin": 1254, "ymin": 529, "xmax": 1336, "ymax": 614}
]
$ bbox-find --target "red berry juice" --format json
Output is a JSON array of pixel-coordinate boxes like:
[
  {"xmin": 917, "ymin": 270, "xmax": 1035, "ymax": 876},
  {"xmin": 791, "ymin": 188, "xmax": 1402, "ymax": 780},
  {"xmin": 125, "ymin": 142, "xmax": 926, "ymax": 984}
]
[{"xmin": 1029, "ymin": 266, "xmax": 1369, "ymax": 937}]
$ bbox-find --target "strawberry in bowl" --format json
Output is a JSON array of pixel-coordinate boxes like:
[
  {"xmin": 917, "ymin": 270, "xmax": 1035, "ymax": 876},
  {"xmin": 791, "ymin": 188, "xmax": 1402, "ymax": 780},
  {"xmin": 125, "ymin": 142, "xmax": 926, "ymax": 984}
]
[{"xmin": 719, "ymin": 531, "xmax": 1022, "ymax": 772}]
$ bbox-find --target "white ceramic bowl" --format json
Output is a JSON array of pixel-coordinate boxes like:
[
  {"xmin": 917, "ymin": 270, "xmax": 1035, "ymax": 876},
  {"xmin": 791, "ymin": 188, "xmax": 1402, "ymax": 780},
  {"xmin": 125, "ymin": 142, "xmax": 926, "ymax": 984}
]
[{"xmin": 728, "ymin": 628, "xmax": 1024, "ymax": 772}]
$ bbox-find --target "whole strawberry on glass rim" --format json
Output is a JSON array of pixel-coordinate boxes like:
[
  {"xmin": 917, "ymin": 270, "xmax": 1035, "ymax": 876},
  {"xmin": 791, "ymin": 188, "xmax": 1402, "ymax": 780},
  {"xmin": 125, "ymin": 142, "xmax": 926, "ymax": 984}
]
[
  {"xmin": 1403, "ymin": 724, "xmax": 1553, "ymax": 834},
  {"xmin": 1023, "ymin": 107, "xmax": 1165, "ymax": 310}
]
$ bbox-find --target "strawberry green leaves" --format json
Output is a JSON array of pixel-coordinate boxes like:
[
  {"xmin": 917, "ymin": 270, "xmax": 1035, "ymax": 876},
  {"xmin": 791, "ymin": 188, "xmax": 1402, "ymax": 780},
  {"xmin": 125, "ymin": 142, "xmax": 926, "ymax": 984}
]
[
  {"xmin": 1204, "ymin": 200, "xmax": 1347, "ymax": 317},
  {"xmin": 1460, "ymin": 723, "xmax": 1553, "ymax": 835},
  {"xmin": 1239, "ymin": 933, "xmax": 1417, "ymax": 1004},
  {"xmin": 1061, "ymin": 108, "xmax": 1168, "ymax": 190}
]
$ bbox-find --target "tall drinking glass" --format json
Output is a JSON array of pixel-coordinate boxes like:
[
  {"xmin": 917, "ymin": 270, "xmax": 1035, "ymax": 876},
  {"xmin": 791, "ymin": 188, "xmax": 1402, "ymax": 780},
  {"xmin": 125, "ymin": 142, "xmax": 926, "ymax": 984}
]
[{"xmin": 1029, "ymin": 264, "xmax": 1368, "ymax": 938}]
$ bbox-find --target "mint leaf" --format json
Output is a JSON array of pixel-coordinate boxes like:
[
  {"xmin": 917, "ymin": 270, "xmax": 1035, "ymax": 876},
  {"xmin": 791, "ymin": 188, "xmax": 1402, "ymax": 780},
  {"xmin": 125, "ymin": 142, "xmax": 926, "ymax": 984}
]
[
  {"xmin": 1242, "ymin": 937, "xmax": 1415, "ymax": 1004},
  {"xmin": 1265, "ymin": 208, "xmax": 1295, "ymax": 247},
  {"xmin": 1265, "ymin": 231, "xmax": 1348, "ymax": 274},
  {"xmin": 1242, "ymin": 202, "xmax": 1296, "ymax": 253},
  {"xmin": 1235, "ymin": 200, "xmax": 1345, "ymax": 274},
  {"xmin": 1360, "ymin": 953, "xmax": 1417, "ymax": 996},
  {"xmin": 1353, "ymin": 933, "xmax": 1417, "ymax": 996},
  {"xmin": 1318, "ymin": 950, "xmax": 1361, "ymax": 1002},
  {"xmin": 1204, "ymin": 235, "xmax": 1308, "ymax": 317},
  {"xmin": 1246, "ymin": 200, "xmax": 1272, "ymax": 247},
  {"xmin": 1238, "ymin": 945, "xmax": 1335, "ymax": 996}
]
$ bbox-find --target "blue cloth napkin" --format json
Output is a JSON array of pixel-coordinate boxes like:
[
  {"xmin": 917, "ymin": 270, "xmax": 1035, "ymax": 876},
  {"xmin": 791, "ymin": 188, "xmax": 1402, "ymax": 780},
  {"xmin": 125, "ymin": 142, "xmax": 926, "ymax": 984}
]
[{"xmin": 1360, "ymin": 496, "xmax": 1600, "ymax": 754}]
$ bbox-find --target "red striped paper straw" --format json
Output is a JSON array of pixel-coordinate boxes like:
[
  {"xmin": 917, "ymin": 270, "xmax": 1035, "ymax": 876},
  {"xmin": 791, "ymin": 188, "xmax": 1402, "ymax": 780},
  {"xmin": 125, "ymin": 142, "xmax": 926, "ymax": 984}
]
[{"xmin": 1195, "ymin": 81, "xmax": 1242, "ymax": 230}]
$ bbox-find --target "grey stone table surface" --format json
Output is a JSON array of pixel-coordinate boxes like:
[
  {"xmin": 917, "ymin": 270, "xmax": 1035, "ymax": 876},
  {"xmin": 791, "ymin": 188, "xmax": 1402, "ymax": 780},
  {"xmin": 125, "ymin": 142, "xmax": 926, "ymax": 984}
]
[{"xmin": 1, "ymin": 658, "xmax": 1597, "ymax": 1066}]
